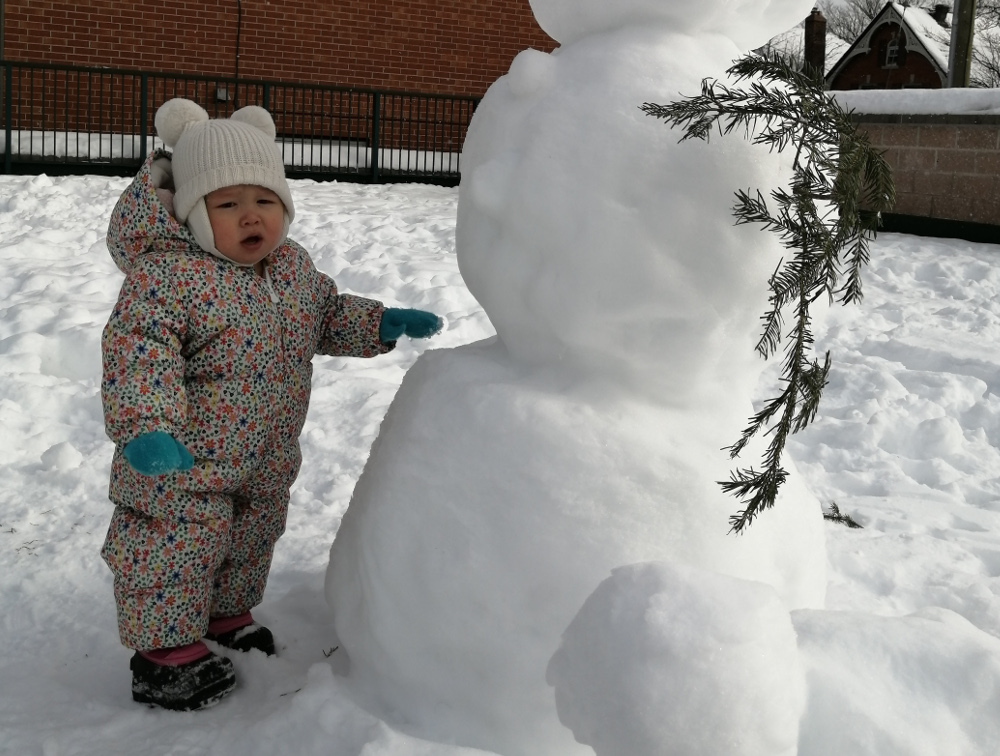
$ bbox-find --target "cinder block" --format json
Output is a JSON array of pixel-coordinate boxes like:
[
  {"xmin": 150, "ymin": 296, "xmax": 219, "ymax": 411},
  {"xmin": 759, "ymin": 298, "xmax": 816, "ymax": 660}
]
[
  {"xmin": 894, "ymin": 191, "xmax": 933, "ymax": 216},
  {"xmin": 975, "ymin": 151, "xmax": 1000, "ymax": 174},
  {"xmin": 956, "ymin": 126, "xmax": 999, "ymax": 151},
  {"xmin": 913, "ymin": 170, "xmax": 954, "ymax": 196},
  {"xmin": 881, "ymin": 124, "xmax": 920, "ymax": 148},
  {"xmin": 935, "ymin": 148, "xmax": 977, "ymax": 173},
  {"xmin": 897, "ymin": 147, "xmax": 937, "ymax": 172},
  {"xmin": 917, "ymin": 124, "xmax": 956, "ymax": 149}
]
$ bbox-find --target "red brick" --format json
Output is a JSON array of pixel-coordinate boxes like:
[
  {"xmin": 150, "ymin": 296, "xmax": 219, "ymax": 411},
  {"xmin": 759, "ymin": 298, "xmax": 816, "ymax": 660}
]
[{"xmin": 4, "ymin": 0, "xmax": 556, "ymax": 96}]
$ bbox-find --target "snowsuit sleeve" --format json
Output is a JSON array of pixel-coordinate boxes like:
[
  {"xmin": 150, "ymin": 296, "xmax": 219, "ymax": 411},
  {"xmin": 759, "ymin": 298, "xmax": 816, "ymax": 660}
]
[
  {"xmin": 102, "ymin": 255, "xmax": 188, "ymax": 446},
  {"xmin": 314, "ymin": 268, "xmax": 394, "ymax": 359}
]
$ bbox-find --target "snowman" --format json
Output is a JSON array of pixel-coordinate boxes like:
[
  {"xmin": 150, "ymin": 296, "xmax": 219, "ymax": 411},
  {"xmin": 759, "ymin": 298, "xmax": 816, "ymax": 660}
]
[{"xmin": 327, "ymin": 1, "xmax": 822, "ymax": 754}]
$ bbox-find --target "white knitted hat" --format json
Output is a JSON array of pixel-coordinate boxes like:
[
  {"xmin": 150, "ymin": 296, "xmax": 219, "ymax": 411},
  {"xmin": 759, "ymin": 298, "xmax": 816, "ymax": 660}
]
[{"xmin": 154, "ymin": 98, "xmax": 294, "ymax": 259}]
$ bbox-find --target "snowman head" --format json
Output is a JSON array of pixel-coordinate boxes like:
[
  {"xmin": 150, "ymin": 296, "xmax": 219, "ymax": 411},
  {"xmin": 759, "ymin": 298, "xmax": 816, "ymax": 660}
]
[{"xmin": 530, "ymin": 0, "xmax": 809, "ymax": 48}]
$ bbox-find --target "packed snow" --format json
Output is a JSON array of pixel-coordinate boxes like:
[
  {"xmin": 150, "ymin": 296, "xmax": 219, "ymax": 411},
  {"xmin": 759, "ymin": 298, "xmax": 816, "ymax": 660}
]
[
  {"xmin": 834, "ymin": 87, "xmax": 1000, "ymax": 115},
  {"xmin": 2, "ymin": 169, "xmax": 1000, "ymax": 754},
  {"xmin": 547, "ymin": 562, "xmax": 806, "ymax": 756},
  {"xmin": 326, "ymin": 2, "xmax": 826, "ymax": 754}
]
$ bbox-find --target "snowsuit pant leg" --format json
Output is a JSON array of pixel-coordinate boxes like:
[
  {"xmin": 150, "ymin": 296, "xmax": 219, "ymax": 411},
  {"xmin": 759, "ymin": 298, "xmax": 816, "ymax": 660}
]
[
  {"xmin": 102, "ymin": 460, "xmax": 233, "ymax": 650},
  {"xmin": 210, "ymin": 489, "xmax": 289, "ymax": 619},
  {"xmin": 209, "ymin": 427, "xmax": 299, "ymax": 618}
]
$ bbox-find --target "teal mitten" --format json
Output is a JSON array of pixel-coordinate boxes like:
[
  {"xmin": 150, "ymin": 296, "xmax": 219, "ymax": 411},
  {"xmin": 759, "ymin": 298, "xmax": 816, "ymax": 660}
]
[
  {"xmin": 379, "ymin": 308, "xmax": 443, "ymax": 343},
  {"xmin": 122, "ymin": 431, "xmax": 195, "ymax": 476}
]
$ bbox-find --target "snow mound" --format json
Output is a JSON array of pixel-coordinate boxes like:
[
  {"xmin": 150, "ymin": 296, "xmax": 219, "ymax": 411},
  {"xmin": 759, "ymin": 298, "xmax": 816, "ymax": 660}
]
[
  {"xmin": 547, "ymin": 561, "xmax": 805, "ymax": 756},
  {"xmin": 795, "ymin": 607, "xmax": 1000, "ymax": 755},
  {"xmin": 528, "ymin": 0, "xmax": 809, "ymax": 48}
]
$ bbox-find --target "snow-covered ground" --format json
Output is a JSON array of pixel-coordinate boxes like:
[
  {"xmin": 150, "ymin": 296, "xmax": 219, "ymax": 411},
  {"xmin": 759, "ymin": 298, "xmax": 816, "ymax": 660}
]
[
  {"xmin": 2, "ymin": 173, "xmax": 1000, "ymax": 754},
  {"xmin": 0, "ymin": 131, "xmax": 462, "ymax": 176}
]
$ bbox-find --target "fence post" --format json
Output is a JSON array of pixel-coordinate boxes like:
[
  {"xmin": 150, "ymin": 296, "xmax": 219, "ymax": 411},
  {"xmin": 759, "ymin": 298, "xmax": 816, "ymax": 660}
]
[
  {"xmin": 370, "ymin": 91, "xmax": 380, "ymax": 182},
  {"xmin": 4, "ymin": 63, "xmax": 12, "ymax": 174},
  {"xmin": 262, "ymin": 82, "xmax": 270, "ymax": 112},
  {"xmin": 139, "ymin": 72, "xmax": 148, "ymax": 159}
]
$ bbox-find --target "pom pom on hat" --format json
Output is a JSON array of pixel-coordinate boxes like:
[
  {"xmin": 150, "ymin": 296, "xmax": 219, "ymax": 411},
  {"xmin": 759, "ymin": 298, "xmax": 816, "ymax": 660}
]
[
  {"xmin": 230, "ymin": 105, "xmax": 276, "ymax": 139},
  {"xmin": 154, "ymin": 98, "xmax": 295, "ymax": 259},
  {"xmin": 154, "ymin": 98, "xmax": 209, "ymax": 149}
]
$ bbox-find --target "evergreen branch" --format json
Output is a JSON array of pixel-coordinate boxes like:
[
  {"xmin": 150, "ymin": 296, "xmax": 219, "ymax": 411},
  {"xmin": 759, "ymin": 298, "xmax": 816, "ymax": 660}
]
[
  {"xmin": 643, "ymin": 49, "xmax": 895, "ymax": 533},
  {"xmin": 723, "ymin": 466, "xmax": 789, "ymax": 532},
  {"xmin": 823, "ymin": 501, "xmax": 863, "ymax": 528}
]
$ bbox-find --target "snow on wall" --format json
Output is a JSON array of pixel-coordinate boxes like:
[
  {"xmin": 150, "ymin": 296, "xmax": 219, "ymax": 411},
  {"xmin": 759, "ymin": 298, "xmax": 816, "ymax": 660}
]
[{"xmin": 833, "ymin": 88, "xmax": 1000, "ymax": 115}]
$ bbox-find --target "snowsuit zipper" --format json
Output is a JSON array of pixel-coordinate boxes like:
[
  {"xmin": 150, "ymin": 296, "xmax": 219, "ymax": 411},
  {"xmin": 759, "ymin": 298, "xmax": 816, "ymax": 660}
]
[{"xmin": 262, "ymin": 264, "xmax": 279, "ymax": 304}]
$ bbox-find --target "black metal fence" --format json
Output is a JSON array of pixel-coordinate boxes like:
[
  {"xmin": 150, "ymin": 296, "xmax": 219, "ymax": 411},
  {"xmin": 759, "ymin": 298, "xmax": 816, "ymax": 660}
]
[{"xmin": 1, "ymin": 61, "xmax": 479, "ymax": 184}]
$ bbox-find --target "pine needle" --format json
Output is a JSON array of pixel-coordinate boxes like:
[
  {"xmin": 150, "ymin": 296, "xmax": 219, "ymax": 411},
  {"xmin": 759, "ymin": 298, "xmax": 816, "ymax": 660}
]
[{"xmin": 642, "ymin": 50, "xmax": 894, "ymax": 534}]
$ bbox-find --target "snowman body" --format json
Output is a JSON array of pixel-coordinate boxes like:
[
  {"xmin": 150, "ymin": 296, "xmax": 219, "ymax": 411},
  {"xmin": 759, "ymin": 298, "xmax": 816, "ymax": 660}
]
[{"xmin": 327, "ymin": 3, "xmax": 823, "ymax": 755}]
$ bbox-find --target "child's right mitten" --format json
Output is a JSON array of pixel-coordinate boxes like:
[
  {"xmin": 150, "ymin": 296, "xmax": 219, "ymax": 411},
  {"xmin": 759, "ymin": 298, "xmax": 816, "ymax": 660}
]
[{"xmin": 122, "ymin": 431, "xmax": 195, "ymax": 476}]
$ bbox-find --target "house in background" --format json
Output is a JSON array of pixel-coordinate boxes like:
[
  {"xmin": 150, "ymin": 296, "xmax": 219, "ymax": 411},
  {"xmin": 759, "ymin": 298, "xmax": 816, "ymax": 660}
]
[
  {"xmin": 826, "ymin": 2, "xmax": 954, "ymax": 89},
  {"xmin": 757, "ymin": 7, "xmax": 851, "ymax": 77},
  {"xmin": 0, "ymin": 0, "xmax": 555, "ymax": 97},
  {"xmin": 763, "ymin": 3, "xmax": 1000, "ymax": 90}
]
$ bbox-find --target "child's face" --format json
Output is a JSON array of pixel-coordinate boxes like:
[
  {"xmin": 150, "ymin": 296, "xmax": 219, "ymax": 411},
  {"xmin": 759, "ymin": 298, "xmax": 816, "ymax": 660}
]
[{"xmin": 205, "ymin": 185, "xmax": 285, "ymax": 267}]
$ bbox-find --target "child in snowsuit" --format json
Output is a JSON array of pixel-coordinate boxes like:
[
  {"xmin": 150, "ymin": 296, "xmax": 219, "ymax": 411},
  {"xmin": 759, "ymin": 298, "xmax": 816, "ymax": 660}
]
[{"xmin": 100, "ymin": 98, "xmax": 441, "ymax": 711}]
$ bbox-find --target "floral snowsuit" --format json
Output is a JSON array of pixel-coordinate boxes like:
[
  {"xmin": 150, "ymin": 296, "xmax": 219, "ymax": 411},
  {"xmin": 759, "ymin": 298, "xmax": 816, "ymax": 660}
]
[{"xmin": 101, "ymin": 151, "xmax": 391, "ymax": 650}]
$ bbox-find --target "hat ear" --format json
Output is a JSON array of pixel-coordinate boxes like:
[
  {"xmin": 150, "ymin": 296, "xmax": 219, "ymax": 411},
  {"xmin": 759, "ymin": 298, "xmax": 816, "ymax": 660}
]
[
  {"xmin": 230, "ymin": 105, "xmax": 276, "ymax": 139},
  {"xmin": 155, "ymin": 98, "xmax": 209, "ymax": 148}
]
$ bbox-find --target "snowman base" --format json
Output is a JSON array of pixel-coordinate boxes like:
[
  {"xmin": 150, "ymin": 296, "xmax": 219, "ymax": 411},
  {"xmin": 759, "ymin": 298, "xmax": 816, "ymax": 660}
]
[{"xmin": 326, "ymin": 339, "xmax": 825, "ymax": 756}]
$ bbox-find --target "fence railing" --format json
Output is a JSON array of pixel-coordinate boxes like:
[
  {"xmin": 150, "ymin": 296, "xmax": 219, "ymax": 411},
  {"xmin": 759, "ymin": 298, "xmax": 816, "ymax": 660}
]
[{"xmin": 0, "ymin": 61, "xmax": 479, "ymax": 184}]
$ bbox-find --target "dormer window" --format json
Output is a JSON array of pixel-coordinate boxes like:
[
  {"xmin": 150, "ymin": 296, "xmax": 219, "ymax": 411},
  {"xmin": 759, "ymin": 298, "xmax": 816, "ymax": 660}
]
[{"xmin": 886, "ymin": 39, "xmax": 900, "ymax": 67}]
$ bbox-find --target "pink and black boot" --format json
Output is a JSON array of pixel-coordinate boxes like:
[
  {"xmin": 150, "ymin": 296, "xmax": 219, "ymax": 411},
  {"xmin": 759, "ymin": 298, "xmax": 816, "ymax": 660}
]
[
  {"xmin": 205, "ymin": 612, "xmax": 276, "ymax": 656},
  {"xmin": 130, "ymin": 642, "xmax": 236, "ymax": 711}
]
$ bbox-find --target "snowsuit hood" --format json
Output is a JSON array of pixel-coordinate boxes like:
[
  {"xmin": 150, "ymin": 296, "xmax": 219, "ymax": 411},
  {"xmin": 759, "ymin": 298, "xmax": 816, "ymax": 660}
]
[{"xmin": 107, "ymin": 150, "xmax": 202, "ymax": 274}]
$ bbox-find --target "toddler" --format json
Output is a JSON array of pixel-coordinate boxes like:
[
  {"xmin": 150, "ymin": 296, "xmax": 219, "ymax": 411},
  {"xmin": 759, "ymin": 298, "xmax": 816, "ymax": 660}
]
[{"xmin": 100, "ymin": 98, "xmax": 441, "ymax": 711}]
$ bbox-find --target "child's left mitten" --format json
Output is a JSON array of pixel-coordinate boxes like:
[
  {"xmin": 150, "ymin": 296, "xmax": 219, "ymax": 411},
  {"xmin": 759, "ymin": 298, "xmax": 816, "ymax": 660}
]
[
  {"xmin": 122, "ymin": 431, "xmax": 195, "ymax": 476},
  {"xmin": 379, "ymin": 308, "xmax": 444, "ymax": 343}
]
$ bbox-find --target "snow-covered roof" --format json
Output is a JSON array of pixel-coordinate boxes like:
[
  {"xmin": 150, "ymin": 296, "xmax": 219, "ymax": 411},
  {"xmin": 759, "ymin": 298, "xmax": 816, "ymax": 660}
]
[
  {"xmin": 757, "ymin": 23, "xmax": 850, "ymax": 76},
  {"xmin": 892, "ymin": 2, "xmax": 951, "ymax": 72},
  {"xmin": 825, "ymin": 2, "xmax": 951, "ymax": 86}
]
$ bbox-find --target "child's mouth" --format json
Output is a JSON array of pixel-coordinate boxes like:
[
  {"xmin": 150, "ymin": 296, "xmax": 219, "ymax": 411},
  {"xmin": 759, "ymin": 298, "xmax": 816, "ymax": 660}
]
[{"xmin": 242, "ymin": 234, "xmax": 263, "ymax": 247}]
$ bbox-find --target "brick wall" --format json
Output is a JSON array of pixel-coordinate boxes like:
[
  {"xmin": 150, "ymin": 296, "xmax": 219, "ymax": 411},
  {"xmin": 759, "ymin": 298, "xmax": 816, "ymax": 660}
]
[
  {"xmin": 857, "ymin": 115, "xmax": 1000, "ymax": 226},
  {"xmin": 2, "ymin": 0, "xmax": 556, "ymax": 97}
]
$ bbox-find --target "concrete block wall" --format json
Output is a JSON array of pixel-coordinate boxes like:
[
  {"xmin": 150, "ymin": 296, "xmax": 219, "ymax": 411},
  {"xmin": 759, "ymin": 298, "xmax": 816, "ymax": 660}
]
[{"xmin": 856, "ymin": 115, "xmax": 1000, "ymax": 226}]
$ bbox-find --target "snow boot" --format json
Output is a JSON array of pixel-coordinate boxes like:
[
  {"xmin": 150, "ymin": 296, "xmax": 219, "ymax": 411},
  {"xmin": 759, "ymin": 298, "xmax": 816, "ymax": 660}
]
[
  {"xmin": 205, "ymin": 612, "xmax": 276, "ymax": 656},
  {"xmin": 130, "ymin": 643, "xmax": 236, "ymax": 711}
]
